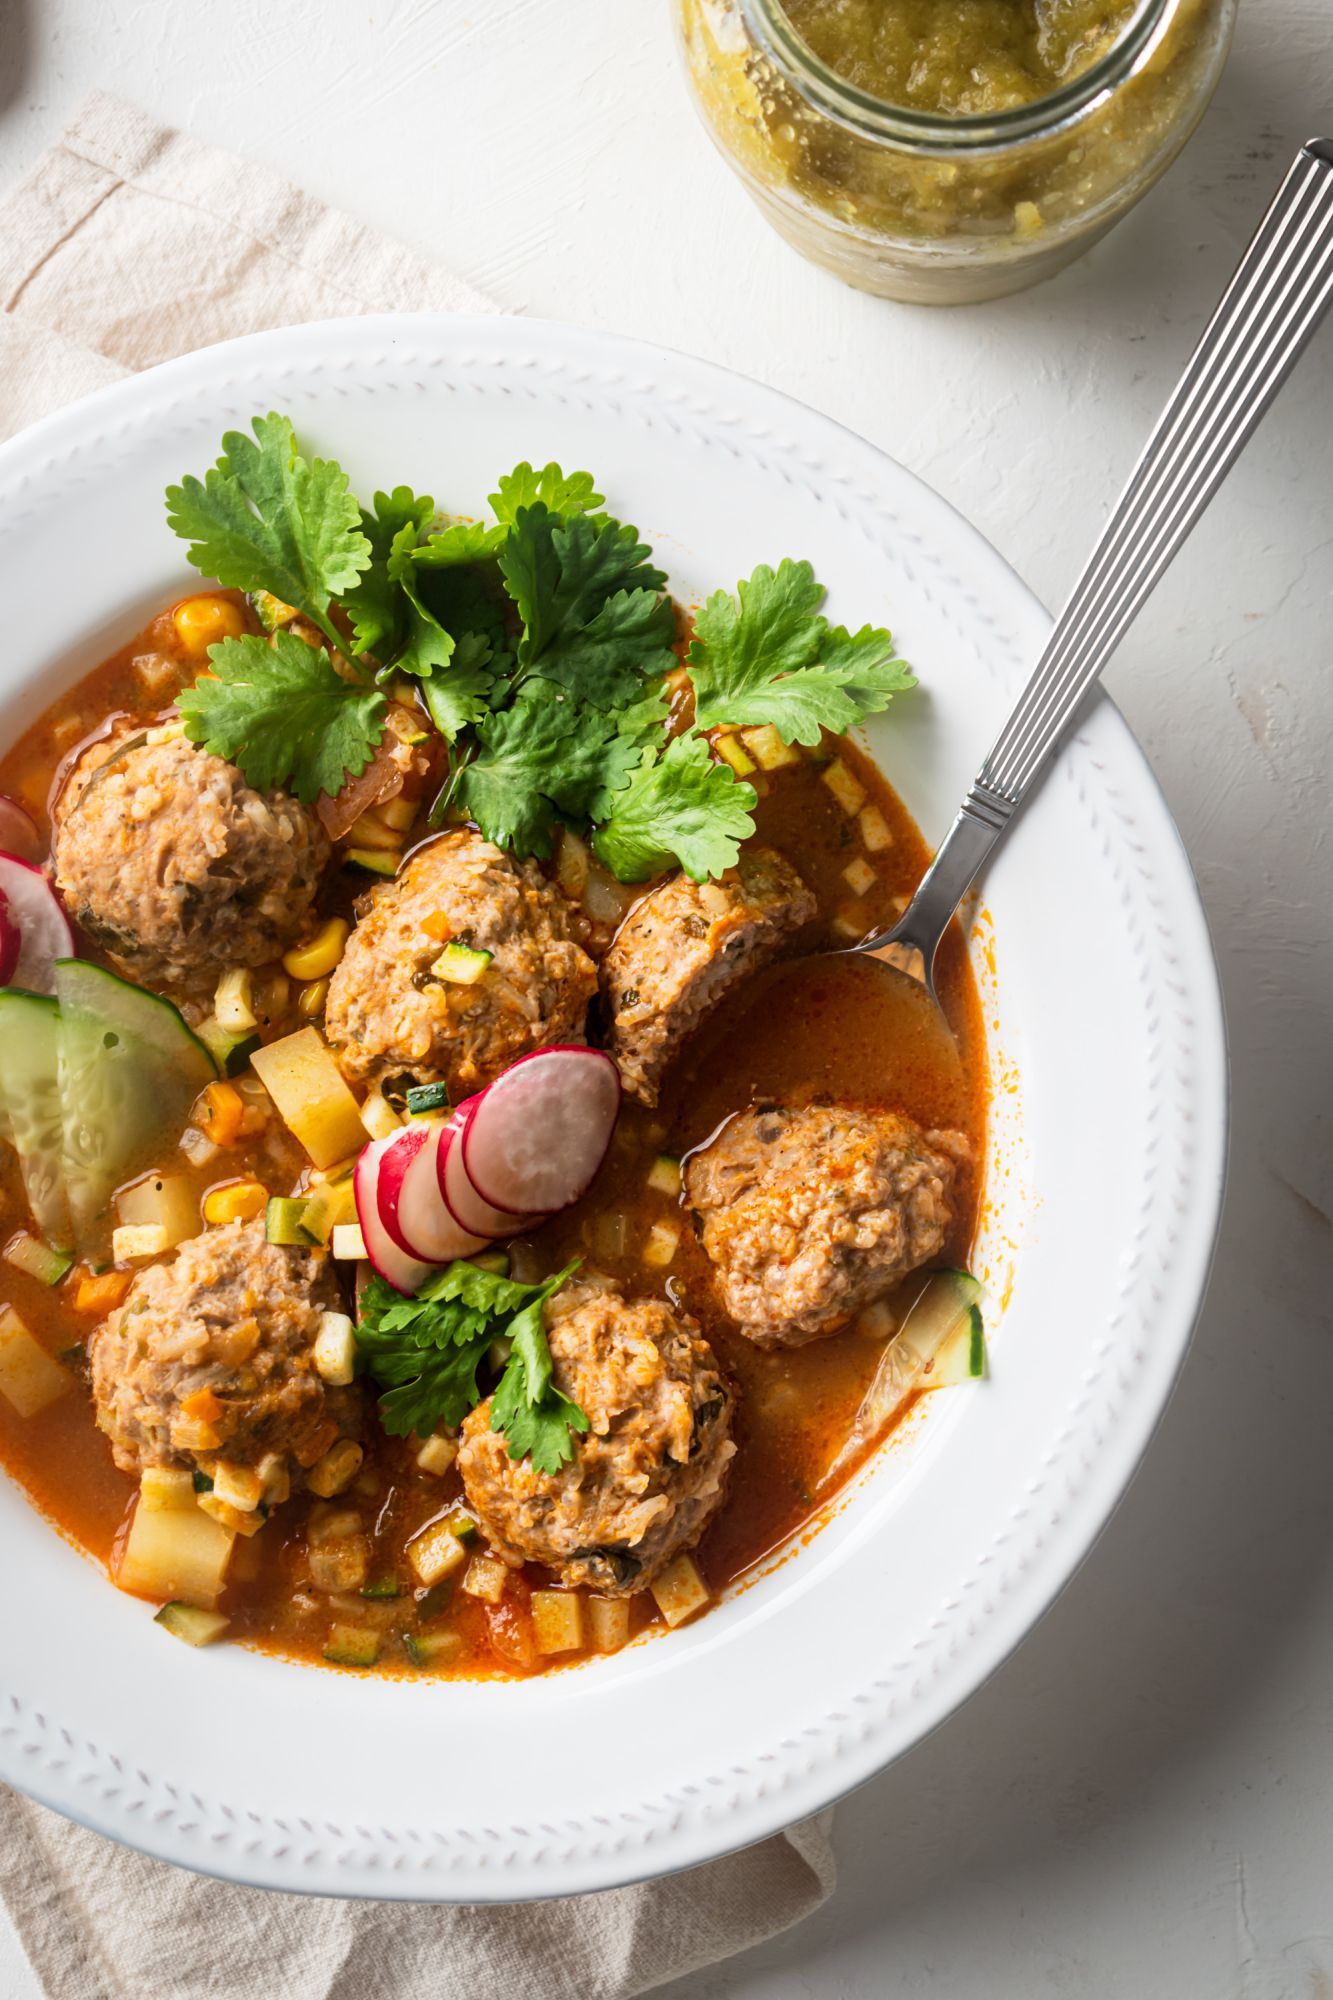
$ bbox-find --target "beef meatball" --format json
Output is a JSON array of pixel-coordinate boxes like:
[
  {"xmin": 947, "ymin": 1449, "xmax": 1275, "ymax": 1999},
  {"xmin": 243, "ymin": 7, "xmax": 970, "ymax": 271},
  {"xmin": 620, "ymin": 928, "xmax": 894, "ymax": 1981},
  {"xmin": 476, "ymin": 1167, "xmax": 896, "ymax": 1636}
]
[
  {"xmin": 685, "ymin": 1103, "xmax": 965, "ymax": 1348},
  {"xmin": 600, "ymin": 849, "xmax": 814, "ymax": 1106},
  {"xmin": 325, "ymin": 830, "xmax": 597, "ymax": 1096},
  {"xmin": 457, "ymin": 1284, "xmax": 734, "ymax": 1594},
  {"xmin": 90, "ymin": 1220, "xmax": 349, "ymax": 1478},
  {"xmin": 52, "ymin": 724, "xmax": 329, "ymax": 987}
]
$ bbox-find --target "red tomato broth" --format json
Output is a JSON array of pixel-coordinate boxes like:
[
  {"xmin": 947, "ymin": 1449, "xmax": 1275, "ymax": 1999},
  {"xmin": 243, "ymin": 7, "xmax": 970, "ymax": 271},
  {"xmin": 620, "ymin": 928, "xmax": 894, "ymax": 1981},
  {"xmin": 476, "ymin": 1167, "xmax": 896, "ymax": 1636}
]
[{"xmin": 0, "ymin": 598, "xmax": 987, "ymax": 1677}]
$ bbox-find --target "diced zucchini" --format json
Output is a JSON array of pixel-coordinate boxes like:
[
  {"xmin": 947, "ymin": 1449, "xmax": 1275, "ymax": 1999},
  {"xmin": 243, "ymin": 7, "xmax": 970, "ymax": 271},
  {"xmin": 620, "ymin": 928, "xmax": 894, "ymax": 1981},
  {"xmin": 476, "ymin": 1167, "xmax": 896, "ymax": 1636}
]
[
  {"xmin": 646, "ymin": 1154, "xmax": 681, "ymax": 1197},
  {"xmin": 404, "ymin": 1629, "xmax": 463, "ymax": 1669},
  {"xmin": 117, "ymin": 1496, "xmax": 234, "ymax": 1607},
  {"xmin": 154, "ymin": 1601, "xmax": 231, "ymax": 1647},
  {"xmin": 404, "ymin": 1080, "xmax": 451, "ymax": 1116},
  {"xmin": 466, "ymin": 1248, "xmax": 510, "ymax": 1276},
  {"xmin": 214, "ymin": 967, "xmax": 258, "ymax": 1033},
  {"xmin": 306, "ymin": 1438, "xmax": 364, "ymax": 1498},
  {"xmin": 461, "ymin": 1555, "xmax": 508, "ymax": 1603},
  {"xmin": 330, "ymin": 1222, "xmax": 368, "ymax": 1261},
  {"xmin": 250, "ymin": 1028, "xmax": 367, "ymax": 1168},
  {"xmin": 587, "ymin": 1596, "xmax": 631, "ymax": 1653},
  {"xmin": 116, "ymin": 1173, "xmax": 202, "ymax": 1250},
  {"xmin": 0, "ymin": 991, "xmax": 72, "ymax": 1250},
  {"xmin": 651, "ymin": 1553, "xmax": 710, "ymax": 1628},
  {"xmin": 926, "ymin": 1302, "xmax": 987, "ymax": 1389},
  {"xmin": 3, "ymin": 1232, "xmax": 73, "ymax": 1286},
  {"xmin": 360, "ymin": 1576, "xmax": 401, "ymax": 1601},
  {"xmin": 312, "ymin": 1310, "xmax": 357, "ymax": 1386},
  {"xmin": 56, "ymin": 962, "xmax": 216, "ymax": 1249},
  {"xmin": 299, "ymin": 1175, "xmax": 357, "ymax": 1245},
  {"xmin": 323, "ymin": 1623, "xmax": 381, "ymax": 1667},
  {"xmin": 0, "ymin": 1306, "xmax": 70, "ymax": 1416},
  {"xmin": 265, "ymin": 1195, "xmax": 313, "ymax": 1246},
  {"xmin": 196, "ymin": 1016, "xmax": 261, "ymax": 1077},
  {"xmin": 415, "ymin": 1578, "xmax": 456, "ymax": 1623},
  {"xmin": 430, "ymin": 943, "xmax": 492, "ymax": 986},
  {"xmin": 343, "ymin": 848, "xmax": 399, "ymax": 877},
  {"xmin": 531, "ymin": 1590, "xmax": 584, "ymax": 1655}
]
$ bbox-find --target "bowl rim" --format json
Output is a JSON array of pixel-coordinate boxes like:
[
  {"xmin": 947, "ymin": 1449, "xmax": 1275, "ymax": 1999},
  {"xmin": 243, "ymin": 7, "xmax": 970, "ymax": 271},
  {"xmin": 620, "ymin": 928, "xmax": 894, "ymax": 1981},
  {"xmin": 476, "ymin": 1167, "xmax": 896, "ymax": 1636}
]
[{"xmin": 0, "ymin": 311, "xmax": 1229, "ymax": 1900}]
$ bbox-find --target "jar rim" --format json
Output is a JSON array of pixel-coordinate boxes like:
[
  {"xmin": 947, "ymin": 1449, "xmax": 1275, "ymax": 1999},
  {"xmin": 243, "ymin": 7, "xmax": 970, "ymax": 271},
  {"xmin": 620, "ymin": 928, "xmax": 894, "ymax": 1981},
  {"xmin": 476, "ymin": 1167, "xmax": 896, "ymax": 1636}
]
[{"xmin": 742, "ymin": 0, "xmax": 1177, "ymax": 154}]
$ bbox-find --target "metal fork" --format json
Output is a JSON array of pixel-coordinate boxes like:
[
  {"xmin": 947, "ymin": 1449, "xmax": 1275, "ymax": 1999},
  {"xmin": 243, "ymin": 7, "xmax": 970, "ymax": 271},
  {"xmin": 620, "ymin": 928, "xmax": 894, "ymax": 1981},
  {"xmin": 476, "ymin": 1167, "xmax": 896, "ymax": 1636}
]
[{"xmin": 862, "ymin": 139, "xmax": 1333, "ymax": 1026}]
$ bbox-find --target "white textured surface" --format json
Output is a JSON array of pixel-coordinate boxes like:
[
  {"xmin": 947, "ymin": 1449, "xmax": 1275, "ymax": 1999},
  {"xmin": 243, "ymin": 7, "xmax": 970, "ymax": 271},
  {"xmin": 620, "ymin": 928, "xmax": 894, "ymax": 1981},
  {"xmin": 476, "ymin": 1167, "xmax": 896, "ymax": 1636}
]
[{"xmin": 0, "ymin": 0, "xmax": 1329, "ymax": 1993}]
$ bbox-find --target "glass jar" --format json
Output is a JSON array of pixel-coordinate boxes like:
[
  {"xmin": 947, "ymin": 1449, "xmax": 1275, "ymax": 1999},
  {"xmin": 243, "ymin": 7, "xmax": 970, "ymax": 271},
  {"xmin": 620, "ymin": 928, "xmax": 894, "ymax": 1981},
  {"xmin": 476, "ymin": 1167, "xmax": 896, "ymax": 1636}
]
[{"xmin": 673, "ymin": 0, "xmax": 1236, "ymax": 304}]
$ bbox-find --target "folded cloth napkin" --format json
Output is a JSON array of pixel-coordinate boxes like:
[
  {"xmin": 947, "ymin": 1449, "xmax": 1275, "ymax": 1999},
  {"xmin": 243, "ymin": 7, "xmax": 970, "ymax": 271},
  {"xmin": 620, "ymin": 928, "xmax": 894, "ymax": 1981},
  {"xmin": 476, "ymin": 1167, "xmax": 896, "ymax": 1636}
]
[{"xmin": 0, "ymin": 91, "xmax": 836, "ymax": 2000}]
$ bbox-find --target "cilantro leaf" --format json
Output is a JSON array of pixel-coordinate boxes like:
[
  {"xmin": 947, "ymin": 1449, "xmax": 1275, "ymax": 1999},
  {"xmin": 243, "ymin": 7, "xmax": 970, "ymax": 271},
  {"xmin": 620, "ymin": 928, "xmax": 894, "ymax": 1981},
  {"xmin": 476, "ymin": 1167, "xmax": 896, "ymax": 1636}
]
[
  {"xmin": 338, "ymin": 486, "xmax": 434, "ymax": 660},
  {"xmin": 490, "ymin": 462, "xmax": 604, "ymax": 527},
  {"xmin": 535, "ymin": 587, "xmax": 677, "ymax": 711},
  {"xmin": 459, "ymin": 680, "xmax": 619, "ymax": 855},
  {"xmin": 166, "ymin": 413, "xmax": 370, "ymax": 651},
  {"xmin": 355, "ymin": 1257, "xmax": 586, "ymax": 1470},
  {"xmin": 500, "ymin": 505, "xmax": 667, "ymax": 677},
  {"xmin": 178, "ymin": 632, "xmax": 386, "ymax": 803},
  {"xmin": 411, "ymin": 519, "xmax": 507, "ymax": 568},
  {"xmin": 595, "ymin": 732, "xmax": 756, "ymax": 882},
  {"xmin": 419, "ymin": 631, "xmax": 498, "ymax": 742},
  {"xmin": 688, "ymin": 558, "xmax": 913, "ymax": 744}
]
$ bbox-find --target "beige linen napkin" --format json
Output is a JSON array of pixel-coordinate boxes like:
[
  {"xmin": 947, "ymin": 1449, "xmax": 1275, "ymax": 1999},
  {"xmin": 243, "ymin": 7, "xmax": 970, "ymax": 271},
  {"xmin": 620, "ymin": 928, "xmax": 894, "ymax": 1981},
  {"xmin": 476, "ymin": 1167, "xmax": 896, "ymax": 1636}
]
[{"xmin": 0, "ymin": 92, "xmax": 836, "ymax": 2000}]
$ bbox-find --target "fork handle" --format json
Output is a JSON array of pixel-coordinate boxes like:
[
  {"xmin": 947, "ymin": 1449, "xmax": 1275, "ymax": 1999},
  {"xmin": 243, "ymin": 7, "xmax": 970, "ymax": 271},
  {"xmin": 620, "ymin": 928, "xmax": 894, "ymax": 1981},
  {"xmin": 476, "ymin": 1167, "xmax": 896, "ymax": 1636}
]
[{"xmin": 870, "ymin": 138, "xmax": 1333, "ymax": 972}]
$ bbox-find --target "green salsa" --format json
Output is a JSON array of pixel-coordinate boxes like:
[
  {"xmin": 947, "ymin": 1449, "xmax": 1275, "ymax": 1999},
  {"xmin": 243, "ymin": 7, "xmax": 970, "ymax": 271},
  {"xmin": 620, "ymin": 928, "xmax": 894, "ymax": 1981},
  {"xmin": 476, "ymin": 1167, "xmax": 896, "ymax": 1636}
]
[{"xmin": 781, "ymin": 0, "xmax": 1138, "ymax": 115}]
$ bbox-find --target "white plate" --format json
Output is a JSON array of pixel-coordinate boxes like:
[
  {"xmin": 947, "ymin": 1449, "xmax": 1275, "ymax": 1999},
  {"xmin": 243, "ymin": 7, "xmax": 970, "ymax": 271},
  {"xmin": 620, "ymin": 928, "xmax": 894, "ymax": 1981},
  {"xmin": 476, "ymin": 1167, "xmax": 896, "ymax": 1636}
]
[{"xmin": 0, "ymin": 315, "xmax": 1226, "ymax": 1901}]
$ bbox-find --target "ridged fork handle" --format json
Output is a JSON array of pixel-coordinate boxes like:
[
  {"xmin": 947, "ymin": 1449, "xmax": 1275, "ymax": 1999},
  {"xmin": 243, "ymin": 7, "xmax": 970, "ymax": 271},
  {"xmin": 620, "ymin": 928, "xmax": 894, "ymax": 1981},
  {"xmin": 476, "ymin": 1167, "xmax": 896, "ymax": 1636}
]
[{"xmin": 868, "ymin": 139, "xmax": 1333, "ymax": 986}]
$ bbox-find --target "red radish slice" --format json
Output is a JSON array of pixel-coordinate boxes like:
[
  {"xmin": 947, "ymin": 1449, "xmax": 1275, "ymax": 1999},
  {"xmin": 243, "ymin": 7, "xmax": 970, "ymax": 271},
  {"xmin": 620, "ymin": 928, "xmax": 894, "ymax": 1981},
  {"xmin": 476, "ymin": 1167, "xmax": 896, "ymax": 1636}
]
[
  {"xmin": 438, "ymin": 1115, "xmax": 545, "ymax": 1241},
  {"xmin": 0, "ymin": 798, "xmax": 40, "ymax": 864},
  {"xmin": 353, "ymin": 1133, "xmax": 438, "ymax": 1295},
  {"xmin": 0, "ymin": 892, "xmax": 19, "ymax": 986},
  {"xmin": 373, "ymin": 1122, "xmax": 433, "ymax": 1258},
  {"xmin": 0, "ymin": 854, "xmax": 75, "ymax": 995},
  {"xmin": 390, "ymin": 1122, "xmax": 490, "ymax": 1263},
  {"xmin": 462, "ymin": 1046, "xmax": 621, "ymax": 1217}
]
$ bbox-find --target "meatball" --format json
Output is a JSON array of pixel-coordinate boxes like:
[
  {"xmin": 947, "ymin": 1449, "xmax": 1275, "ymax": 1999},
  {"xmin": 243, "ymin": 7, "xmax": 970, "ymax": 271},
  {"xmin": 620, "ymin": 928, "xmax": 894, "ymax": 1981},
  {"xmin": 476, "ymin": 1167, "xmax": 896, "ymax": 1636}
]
[
  {"xmin": 601, "ymin": 848, "xmax": 814, "ymax": 1106},
  {"xmin": 325, "ymin": 830, "xmax": 597, "ymax": 1096},
  {"xmin": 685, "ymin": 1103, "xmax": 964, "ymax": 1348},
  {"xmin": 457, "ymin": 1284, "xmax": 734, "ymax": 1594},
  {"xmin": 52, "ymin": 724, "xmax": 329, "ymax": 987},
  {"xmin": 90, "ymin": 1220, "xmax": 349, "ymax": 1478}
]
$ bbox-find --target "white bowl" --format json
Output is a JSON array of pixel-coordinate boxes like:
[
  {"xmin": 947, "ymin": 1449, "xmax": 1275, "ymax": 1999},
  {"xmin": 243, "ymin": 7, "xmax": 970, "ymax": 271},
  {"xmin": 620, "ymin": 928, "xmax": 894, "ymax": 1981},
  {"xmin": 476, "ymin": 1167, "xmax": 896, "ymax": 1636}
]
[{"xmin": 0, "ymin": 315, "xmax": 1227, "ymax": 1901}]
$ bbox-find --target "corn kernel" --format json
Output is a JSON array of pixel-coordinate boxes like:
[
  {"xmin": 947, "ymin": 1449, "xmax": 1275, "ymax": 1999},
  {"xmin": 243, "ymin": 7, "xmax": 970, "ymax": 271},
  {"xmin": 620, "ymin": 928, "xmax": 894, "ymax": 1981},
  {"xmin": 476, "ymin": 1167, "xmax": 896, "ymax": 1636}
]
[
  {"xmin": 256, "ymin": 1452, "xmax": 291, "ymax": 1509},
  {"xmin": 306, "ymin": 1438, "xmax": 364, "ymax": 1499},
  {"xmin": 202, "ymin": 1180, "xmax": 268, "ymax": 1227},
  {"xmin": 282, "ymin": 917, "xmax": 349, "ymax": 983},
  {"xmin": 341, "ymin": 811, "xmax": 402, "ymax": 852},
  {"xmin": 173, "ymin": 594, "xmax": 247, "ymax": 659},
  {"xmin": 214, "ymin": 967, "xmax": 258, "ymax": 1033},
  {"xmin": 313, "ymin": 1311, "xmax": 357, "ymax": 1386},
  {"xmin": 415, "ymin": 1433, "xmax": 458, "ymax": 1476},
  {"xmin": 197, "ymin": 1491, "xmax": 265, "ymax": 1537},
  {"xmin": 296, "ymin": 976, "xmax": 330, "ymax": 1021}
]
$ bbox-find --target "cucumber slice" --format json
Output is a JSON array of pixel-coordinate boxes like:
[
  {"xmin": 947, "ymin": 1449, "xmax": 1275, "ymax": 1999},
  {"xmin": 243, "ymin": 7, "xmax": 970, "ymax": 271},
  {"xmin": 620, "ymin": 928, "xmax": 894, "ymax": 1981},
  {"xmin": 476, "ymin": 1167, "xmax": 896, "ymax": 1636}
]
[
  {"xmin": 55, "ymin": 960, "xmax": 217, "ymax": 1247},
  {"xmin": 927, "ymin": 1302, "xmax": 987, "ymax": 1389},
  {"xmin": 0, "ymin": 990, "xmax": 72, "ymax": 1249},
  {"xmin": 818, "ymin": 1270, "xmax": 983, "ymax": 1495}
]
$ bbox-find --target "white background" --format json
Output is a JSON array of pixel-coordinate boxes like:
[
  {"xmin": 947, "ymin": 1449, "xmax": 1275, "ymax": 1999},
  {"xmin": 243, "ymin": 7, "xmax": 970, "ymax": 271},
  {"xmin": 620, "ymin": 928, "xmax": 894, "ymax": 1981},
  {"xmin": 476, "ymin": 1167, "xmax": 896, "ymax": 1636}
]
[{"xmin": 0, "ymin": 2, "xmax": 1330, "ymax": 1995}]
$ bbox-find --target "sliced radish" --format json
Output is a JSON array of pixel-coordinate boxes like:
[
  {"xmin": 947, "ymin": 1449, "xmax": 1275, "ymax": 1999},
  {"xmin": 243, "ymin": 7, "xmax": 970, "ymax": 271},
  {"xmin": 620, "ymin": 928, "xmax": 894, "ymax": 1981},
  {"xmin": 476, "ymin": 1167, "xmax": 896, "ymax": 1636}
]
[
  {"xmin": 462, "ymin": 1046, "xmax": 621, "ymax": 1217},
  {"xmin": 353, "ymin": 1133, "xmax": 438, "ymax": 1295},
  {"xmin": 0, "ymin": 854, "xmax": 75, "ymax": 995},
  {"xmin": 438, "ymin": 1115, "xmax": 545, "ymax": 1241},
  {"xmin": 0, "ymin": 798, "xmax": 41, "ymax": 864},
  {"xmin": 387, "ymin": 1121, "xmax": 489, "ymax": 1263},
  {"xmin": 0, "ymin": 892, "xmax": 19, "ymax": 985}
]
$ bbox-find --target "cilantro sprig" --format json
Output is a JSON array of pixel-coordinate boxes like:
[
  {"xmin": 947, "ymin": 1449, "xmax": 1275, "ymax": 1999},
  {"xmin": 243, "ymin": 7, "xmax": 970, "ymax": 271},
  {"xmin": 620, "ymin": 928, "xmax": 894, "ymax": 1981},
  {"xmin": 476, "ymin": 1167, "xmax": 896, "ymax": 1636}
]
[
  {"xmin": 164, "ymin": 419, "xmax": 915, "ymax": 874},
  {"xmin": 355, "ymin": 1257, "xmax": 588, "ymax": 1474}
]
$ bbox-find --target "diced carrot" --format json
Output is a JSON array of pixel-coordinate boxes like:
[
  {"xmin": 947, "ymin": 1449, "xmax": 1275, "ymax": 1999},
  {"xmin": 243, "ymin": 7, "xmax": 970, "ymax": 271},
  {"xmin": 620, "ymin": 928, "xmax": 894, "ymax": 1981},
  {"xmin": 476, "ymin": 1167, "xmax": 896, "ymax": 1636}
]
[
  {"xmin": 73, "ymin": 1270, "xmax": 133, "ymax": 1316},
  {"xmin": 420, "ymin": 911, "xmax": 453, "ymax": 942},
  {"xmin": 193, "ymin": 1080, "xmax": 245, "ymax": 1147},
  {"xmin": 180, "ymin": 1385, "xmax": 223, "ymax": 1424}
]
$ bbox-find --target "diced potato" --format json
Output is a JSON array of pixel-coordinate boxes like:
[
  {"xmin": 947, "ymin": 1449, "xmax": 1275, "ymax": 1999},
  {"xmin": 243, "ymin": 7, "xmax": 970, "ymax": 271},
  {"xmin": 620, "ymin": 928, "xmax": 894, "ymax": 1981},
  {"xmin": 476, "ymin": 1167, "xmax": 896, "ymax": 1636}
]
[
  {"xmin": 139, "ymin": 1466, "xmax": 197, "ymax": 1512},
  {"xmin": 531, "ymin": 1590, "xmax": 585, "ymax": 1655},
  {"xmin": 308, "ymin": 1503, "xmax": 362, "ymax": 1546},
  {"xmin": 650, "ymin": 1553, "xmax": 710, "ymax": 1628},
  {"xmin": 713, "ymin": 731, "xmax": 756, "ymax": 778},
  {"xmin": 250, "ymin": 1028, "xmax": 368, "ymax": 1169},
  {"xmin": 822, "ymin": 758, "xmax": 867, "ymax": 817},
  {"xmin": 117, "ymin": 1497, "xmax": 234, "ymax": 1608},
  {"xmin": 212, "ymin": 1460, "xmax": 263, "ymax": 1512},
  {"xmin": 858, "ymin": 804, "xmax": 893, "ymax": 853},
  {"xmin": 0, "ymin": 1310, "xmax": 71, "ymax": 1417},
  {"xmin": 308, "ymin": 1535, "xmax": 369, "ymax": 1593},
  {"xmin": 409, "ymin": 1519, "xmax": 470, "ymax": 1587},
  {"xmin": 462, "ymin": 1555, "xmax": 509, "ymax": 1604},
  {"xmin": 112, "ymin": 1223, "xmax": 169, "ymax": 1263},
  {"xmin": 587, "ymin": 1596, "xmax": 631, "ymax": 1653},
  {"xmin": 116, "ymin": 1168, "xmax": 202, "ymax": 1248},
  {"xmin": 416, "ymin": 1433, "xmax": 458, "ymax": 1476},
  {"xmin": 359, "ymin": 1090, "xmax": 401, "ymax": 1142},
  {"xmin": 306, "ymin": 1438, "xmax": 364, "ymax": 1498},
  {"xmin": 331, "ymin": 1223, "xmax": 368, "ymax": 1261},
  {"xmin": 179, "ymin": 1125, "xmax": 219, "ymax": 1170},
  {"xmin": 830, "ymin": 904, "xmax": 867, "ymax": 942},
  {"xmin": 312, "ymin": 1310, "xmax": 357, "ymax": 1386},
  {"xmin": 214, "ymin": 967, "xmax": 258, "ymax": 1033},
  {"xmin": 642, "ymin": 1221, "xmax": 680, "ymax": 1268},
  {"xmin": 646, "ymin": 1155, "xmax": 682, "ymax": 1197},
  {"xmin": 740, "ymin": 723, "xmax": 800, "ymax": 770},
  {"xmin": 842, "ymin": 857, "xmax": 877, "ymax": 898}
]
